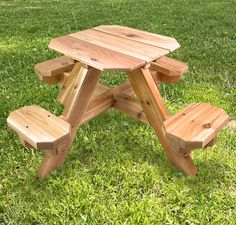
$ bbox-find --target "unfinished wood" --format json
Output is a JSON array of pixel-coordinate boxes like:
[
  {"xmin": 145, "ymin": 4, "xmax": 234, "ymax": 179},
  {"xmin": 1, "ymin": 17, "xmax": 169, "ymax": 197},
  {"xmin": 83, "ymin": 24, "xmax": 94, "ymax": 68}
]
[
  {"xmin": 111, "ymin": 81, "xmax": 134, "ymax": 96},
  {"xmin": 151, "ymin": 70, "xmax": 183, "ymax": 84},
  {"xmin": 149, "ymin": 57, "xmax": 188, "ymax": 84},
  {"xmin": 204, "ymin": 137, "xmax": 217, "ymax": 148},
  {"xmin": 7, "ymin": 105, "xmax": 71, "ymax": 149},
  {"xmin": 38, "ymin": 75, "xmax": 61, "ymax": 84},
  {"xmin": 158, "ymin": 73, "xmax": 183, "ymax": 83},
  {"xmin": 49, "ymin": 36, "xmax": 145, "ymax": 71},
  {"xmin": 70, "ymin": 29, "xmax": 169, "ymax": 62},
  {"xmin": 150, "ymin": 69, "xmax": 161, "ymax": 85},
  {"xmin": 79, "ymin": 81, "xmax": 137, "ymax": 125},
  {"xmin": 151, "ymin": 56, "xmax": 188, "ymax": 76},
  {"xmin": 20, "ymin": 136, "xmax": 34, "ymax": 148},
  {"xmin": 35, "ymin": 56, "xmax": 75, "ymax": 83},
  {"xmin": 37, "ymin": 66, "xmax": 102, "ymax": 177},
  {"xmin": 80, "ymin": 95, "xmax": 114, "ymax": 125},
  {"xmin": 63, "ymin": 64, "xmax": 102, "ymax": 135},
  {"xmin": 58, "ymin": 71, "xmax": 71, "ymax": 88},
  {"xmin": 86, "ymin": 88, "xmax": 113, "ymax": 111},
  {"xmin": 79, "ymin": 82, "xmax": 135, "ymax": 125},
  {"xmin": 164, "ymin": 103, "xmax": 229, "ymax": 154},
  {"xmin": 58, "ymin": 62, "xmax": 82, "ymax": 112},
  {"xmin": 128, "ymin": 68, "xmax": 197, "ymax": 176},
  {"xmin": 113, "ymin": 93, "xmax": 149, "ymax": 124},
  {"xmin": 38, "ymin": 143, "xmax": 69, "ymax": 177},
  {"xmin": 94, "ymin": 25, "xmax": 180, "ymax": 52}
]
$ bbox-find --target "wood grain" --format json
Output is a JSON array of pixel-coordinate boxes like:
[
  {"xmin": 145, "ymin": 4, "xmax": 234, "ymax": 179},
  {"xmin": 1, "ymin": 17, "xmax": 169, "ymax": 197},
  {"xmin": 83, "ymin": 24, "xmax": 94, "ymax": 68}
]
[
  {"xmin": 49, "ymin": 36, "xmax": 145, "ymax": 71},
  {"xmin": 7, "ymin": 105, "xmax": 71, "ymax": 149},
  {"xmin": 35, "ymin": 56, "xmax": 74, "ymax": 77},
  {"xmin": 70, "ymin": 29, "xmax": 169, "ymax": 62},
  {"xmin": 113, "ymin": 93, "xmax": 149, "ymax": 124},
  {"xmin": 128, "ymin": 68, "xmax": 197, "ymax": 176},
  {"xmin": 164, "ymin": 103, "xmax": 229, "ymax": 154},
  {"xmin": 151, "ymin": 56, "xmax": 188, "ymax": 76},
  {"xmin": 94, "ymin": 25, "xmax": 180, "ymax": 51},
  {"xmin": 63, "ymin": 64, "xmax": 101, "ymax": 135}
]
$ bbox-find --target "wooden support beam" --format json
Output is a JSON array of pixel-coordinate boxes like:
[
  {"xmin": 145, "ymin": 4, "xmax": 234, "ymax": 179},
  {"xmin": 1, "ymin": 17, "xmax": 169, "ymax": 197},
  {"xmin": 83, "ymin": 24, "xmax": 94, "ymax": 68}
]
[
  {"xmin": 79, "ymin": 81, "xmax": 135, "ymax": 124},
  {"xmin": 38, "ymin": 63, "xmax": 101, "ymax": 177},
  {"xmin": 80, "ymin": 88, "xmax": 114, "ymax": 125},
  {"xmin": 111, "ymin": 81, "xmax": 134, "ymax": 96},
  {"xmin": 113, "ymin": 93, "xmax": 149, "ymax": 124},
  {"xmin": 128, "ymin": 67, "xmax": 197, "ymax": 176},
  {"xmin": 63, "ymin": 64, "xmax": 102, "ymax": 134},
  {"xmin": 58, "ymin": 71, "xmax": 71, "ymax": 88}
]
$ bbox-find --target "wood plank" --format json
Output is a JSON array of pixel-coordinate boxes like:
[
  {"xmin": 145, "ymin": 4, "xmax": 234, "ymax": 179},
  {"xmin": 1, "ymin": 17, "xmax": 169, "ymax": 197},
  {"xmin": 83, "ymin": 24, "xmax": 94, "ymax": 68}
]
[
  {"xmin": 37, "ymin": 64, "xmax": 103, "ymax": 177},
  {"xmin": 128, "ymin": 68, "xmax": 197, "ymax": 176},
  {"xmin": 58, "ymin": 71, "xmax": 71, "ymax": 87},
  {"xmin": 150, "ymin": 69, "xmax": 161, "ymax": 85},
  {"xmin": 34, "ymin": 56, "xmax": 75, "ymax": 77},
  {"xmin": 70, "ymin": 29, "xmax": 169, "ymax": 62},
  {"xmin": 113, "ymin": 94, "xmax": 149, "ymax": 124},
  {"xmin": 57, "ymin": 62, "xmax": 82, "ymax": 109},
  {"xmin": 151, "ymin": 56, "xmax": 188, "ymax": 76},
  {"xmin": 86, "ymin": 88, "xmax": 113, "ymax": 112},
  {"xmin": 59, "ymin": 67, "xmax": 111, "ymax": 110},
  {"xmin": 38, "ymin": 142, "xmax": 68, "ymax": 177},
  {"xmin": 80, "ymin": 96, "xmax": 113, "ymax": 125},
  {"xmin": 110, "ymin": 81, "xmax": 134, "ymax": 96},
  {"xmin": 7, "ymin": 105, "xmax": 71, "ymax": 149},
  {"xmin": 94, "ymin": 25, "xmax": 180, "ymax": 51},
  {"xmin": 79, "ymin": 81, "xmax": 137, "ymax": 125},
  {"xmin": 164, "ymin": 103, "xmax": 229, "ymax": 153},
  {"xmin": 49, "ymin": 36, "xmax": 145, "ymax": 71},
  {"xmin": 63, "ymin": 64, "xmax": 102, "ymax": 135}
]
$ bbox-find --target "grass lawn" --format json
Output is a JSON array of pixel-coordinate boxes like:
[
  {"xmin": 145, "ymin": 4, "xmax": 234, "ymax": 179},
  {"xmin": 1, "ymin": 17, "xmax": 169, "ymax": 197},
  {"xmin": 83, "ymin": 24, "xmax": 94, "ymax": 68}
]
[{"xmin": 0, "ymin": 0, "xmax": 235, "ymax": 224}]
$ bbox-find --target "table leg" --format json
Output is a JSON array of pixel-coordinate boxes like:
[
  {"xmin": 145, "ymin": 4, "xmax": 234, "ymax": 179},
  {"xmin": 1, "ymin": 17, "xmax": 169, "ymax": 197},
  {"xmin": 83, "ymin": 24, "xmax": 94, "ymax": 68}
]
[
  {"xmin": 128, "ymin": 67, "xmax": 197, "ymax": 176},
  {"xmin": 38, "ymin": 63, "xmax": 101, "ymax": 177}
]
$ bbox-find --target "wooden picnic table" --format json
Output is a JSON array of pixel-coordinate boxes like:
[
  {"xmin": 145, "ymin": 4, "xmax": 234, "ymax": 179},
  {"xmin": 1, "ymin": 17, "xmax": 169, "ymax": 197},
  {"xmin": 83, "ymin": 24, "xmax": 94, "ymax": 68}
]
[{"xmin": 7, "ymin": 25, "xmax": 229, "ymax": 177}]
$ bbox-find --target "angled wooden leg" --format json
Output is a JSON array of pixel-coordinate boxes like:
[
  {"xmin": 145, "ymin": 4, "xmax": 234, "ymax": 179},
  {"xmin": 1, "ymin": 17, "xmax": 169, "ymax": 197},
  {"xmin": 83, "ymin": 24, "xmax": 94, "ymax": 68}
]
[
  {"xmin": 38, "ymin": 63, "xmax": 102, "ymax": 177},
  {"xmin": 38, "ymin": 143, "xmax": 69, "ymax": 177},
  {"xmin": 128, "ymin": 67, "xmax": 197, "ymax": 176}
]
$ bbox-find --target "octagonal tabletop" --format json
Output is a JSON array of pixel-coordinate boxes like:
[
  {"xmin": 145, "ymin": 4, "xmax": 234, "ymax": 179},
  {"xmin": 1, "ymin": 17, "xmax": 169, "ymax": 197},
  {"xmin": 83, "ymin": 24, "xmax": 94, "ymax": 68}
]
[{"xmin": 49, "ymin": 25, "xmax": 180, "ymax": 71}]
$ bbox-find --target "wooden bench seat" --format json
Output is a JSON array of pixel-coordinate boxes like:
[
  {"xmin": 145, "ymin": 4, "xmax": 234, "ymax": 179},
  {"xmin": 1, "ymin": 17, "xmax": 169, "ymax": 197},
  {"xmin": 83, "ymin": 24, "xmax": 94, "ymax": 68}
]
[
  {"xmin": 150, "ymin": 56, "xmax": 188, "ymax": 84},
  {"xmin": 7, "ymin": 105, "xmax": 71, "ymax": 149},
  {"xmin": 34, "ymin": 56, "xmax": 75, "ymax": 84},
  {"xmin": 164, "ymin": 103, "xmax": 229, "ymax": 155}
]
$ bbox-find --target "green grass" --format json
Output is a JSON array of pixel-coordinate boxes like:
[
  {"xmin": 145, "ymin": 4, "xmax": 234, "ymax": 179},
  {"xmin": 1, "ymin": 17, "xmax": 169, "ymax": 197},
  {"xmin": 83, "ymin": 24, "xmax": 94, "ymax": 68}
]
[{"xmin": 0, "ymin": 0, "xmax": 236, "ymax": 224}]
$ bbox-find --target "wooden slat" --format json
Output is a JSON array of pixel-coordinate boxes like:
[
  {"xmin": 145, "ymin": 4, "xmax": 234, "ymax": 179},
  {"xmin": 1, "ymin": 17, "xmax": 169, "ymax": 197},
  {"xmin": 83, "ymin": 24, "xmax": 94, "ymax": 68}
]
[
  {"xmin": 70, "ymin": 29, "xmax": 169, "ymax": 62},
  {"xmin": 49, "ymin": 36, "xmax": 145, "ymax": 71},
  {"xmin": 151, "ymin": 56, "xmax": 188, "ymax": 76},
  {"xmin": 7, "ymin": 105, "xmax": 71, "ymax": 149},
  {"xmin": 35, "ymin": 56, "xmax": 75, "ymax": 77},
  {"xmin": 164, "ymin": 103, "xmax": 229, "ymax": 153},
  {"xmin": 94, "ymin": 25, "xmax": 180, "ymax": 51}
]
